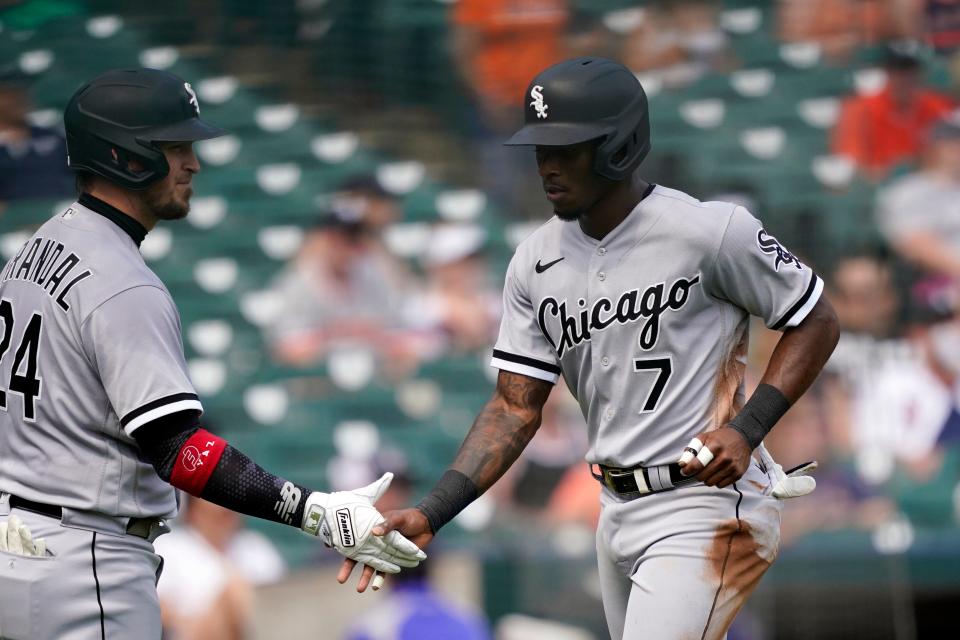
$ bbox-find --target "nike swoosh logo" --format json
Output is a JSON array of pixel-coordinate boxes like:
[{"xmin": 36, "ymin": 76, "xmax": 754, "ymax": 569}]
[{"xmin": 535, "ymin": 257, "xmax": 565, "ymax": 273}]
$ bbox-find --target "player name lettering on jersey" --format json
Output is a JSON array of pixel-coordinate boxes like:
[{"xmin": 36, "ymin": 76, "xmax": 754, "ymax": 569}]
[
  {"xmin": 0, "ymin": 236, "xmax": 92, "ymax": 312},
  {"xmin": 538, "ymin": 273, "xmax": 701, "ymax": 357}
]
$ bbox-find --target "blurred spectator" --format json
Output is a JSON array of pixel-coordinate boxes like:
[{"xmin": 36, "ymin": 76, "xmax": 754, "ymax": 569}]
[
  {"xmin": 328, "ymin": 173, "xmax": 404, "ymax": 232},
  {"xmin": 403, "ymin": 225, "xmax": 501, "ymax": 357},
  {"xmin": 875, "ymin": 110, "xmax": 960, "ymax": 280},
  {"xmin": 622, "ymin": 0, "xmax": 734, "ymax": 89},
  {"xmin": 822, "ymin": 252, "xmax": 913, "ymax": 481},
  {"xmin": 264, "ymin": 205, "xmax": 417, "ymax": 371},
  {"xmin": 897, "ymin": 292, "xmax": 960, "ymax": 473},
  {"xmin": 0, "ymin": 67, "xmax": 74, "ymax": 205},
  {"xmin": 326, "ymin": 173, "xmax": 415, "ymax": 292},
  {"xmin": 873, "ymin": 286, "xmax": 960, "ymax": 526},
  {"xmin": 829, "ymin": 282, "xmax": 960, "ymax": 489},
  {"xmin": 155, "ymin": 496, "xmax": 287, "ymax": 640},
  {"xmin": 450, "ymin": 0, "xmax": 569, "ymax": 214},
  {"xmin": 829, "ymin": 251, "xmax": 902, "ymax": 338},
  {"xmin": 450, "ymin": 0, "xmax": 568, "ymax": 136},
  {"xmin": 343, "ymin": 562, "xmax": 492, "ymax": 640},
  {"xmin": 925, "ymin": 0, "xmax": 960, "ymax": 54},
  {"xmin": 778, "ymin": 0, "xmax": 919, "ymax": 62},
  {"xmin": 832, "ymin": 40, "xmax": 954, "ymax": 180},
  {"xmin": 565, "ymin": 10, "xmax": 619, "ymax": 60}
]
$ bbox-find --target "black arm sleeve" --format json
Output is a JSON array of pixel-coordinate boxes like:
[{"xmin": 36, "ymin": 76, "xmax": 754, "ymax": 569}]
[{"xmin": 133, "ymin": 411, "xmax": 312, "ymax": 529}]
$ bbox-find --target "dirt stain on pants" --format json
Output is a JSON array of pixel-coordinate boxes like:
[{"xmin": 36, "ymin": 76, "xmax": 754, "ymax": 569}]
[{"xmin": 700, "ymin": 517, "xmax": 775, "ymax": 640}]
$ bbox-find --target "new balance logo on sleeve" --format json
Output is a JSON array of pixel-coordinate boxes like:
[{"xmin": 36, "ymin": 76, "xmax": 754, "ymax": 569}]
[{"xmin": 274, "ymin": 481, "xmax": 302, "ymax": 524}]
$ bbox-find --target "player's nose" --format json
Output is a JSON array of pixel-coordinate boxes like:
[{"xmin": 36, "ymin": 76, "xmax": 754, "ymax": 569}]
[{"xmin": 183, "ymin": 146, "xmax": 200, "ymax": 174}]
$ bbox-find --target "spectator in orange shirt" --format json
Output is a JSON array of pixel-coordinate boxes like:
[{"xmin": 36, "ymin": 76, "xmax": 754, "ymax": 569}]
[
  {"xmin": 451, "ymin": 0, "xmax": 568, "ymax": 132},
  {"xmin": 832, "ymin": 40, "xmax": 954, "ymax": 181},
  {"xmin": 778, "ymin": 0, "xmax": 920, "ymax": 63},
  {"xmin": 450, "ymin": 0, "xmax": 570, "ymax": 214}
]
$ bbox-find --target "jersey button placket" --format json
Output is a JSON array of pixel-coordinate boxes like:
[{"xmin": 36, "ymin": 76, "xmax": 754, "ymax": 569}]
[{"xmin": 588, "ymin": 243, "xmax": 608, "ymax": 376}]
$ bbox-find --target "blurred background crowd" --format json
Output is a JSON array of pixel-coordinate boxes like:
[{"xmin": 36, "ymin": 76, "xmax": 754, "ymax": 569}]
[{"xmin": 3, "ymin": 0, "xmax": 960, "ymax": 638}]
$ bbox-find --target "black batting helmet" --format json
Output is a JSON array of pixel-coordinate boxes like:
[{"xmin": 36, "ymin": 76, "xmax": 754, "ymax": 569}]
[
  {"xmin": 64, "ymin": 68, "xmax": 226, "ymax": 190},
  {"xmin": 505, "ymin": 57, "xmax": 651, "ymax": 181}
]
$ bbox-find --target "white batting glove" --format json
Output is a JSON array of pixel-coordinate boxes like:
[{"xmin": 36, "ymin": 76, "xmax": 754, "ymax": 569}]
[
  {"xmin": 757, "ymin": 445, "xmax": 817, "ymax": 499},
  {"xmin": 300, "ymin": 472, "xmax": 426, "ymax": 574},
  {"xmin": 0, "ymin": 514, "xmax": 47, "ymax": 557}
]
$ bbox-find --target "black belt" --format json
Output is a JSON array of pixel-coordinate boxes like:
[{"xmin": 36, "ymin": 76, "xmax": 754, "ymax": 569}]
[
  {"xmin": 9, "ymin": 495, "xmax": 169, "ymax": 542},
  {"xmin": 592, "ymin": 462, "xmax": 700, "ymax": 498}
]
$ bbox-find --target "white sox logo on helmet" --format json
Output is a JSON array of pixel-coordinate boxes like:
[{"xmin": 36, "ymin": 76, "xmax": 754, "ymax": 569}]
[
  {"xmin": 530, "ymin": 85, "xmax": 548, "ymax": 119},
  {"xmin": 184, "ymin": 82, "xmax": 200, "ymax": 116},
  {"xmin": 756, "ymin": 229, "xmax": 802, "ymax": 271}
]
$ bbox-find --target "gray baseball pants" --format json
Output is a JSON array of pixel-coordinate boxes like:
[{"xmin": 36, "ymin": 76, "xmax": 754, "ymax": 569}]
[
  {"xmin": 0, "ymin": 494, "xmax": 164, "ymax": 640},
  {"xmin": 596, "ymin": 460, "xmax": 782, "ymax": 640}
]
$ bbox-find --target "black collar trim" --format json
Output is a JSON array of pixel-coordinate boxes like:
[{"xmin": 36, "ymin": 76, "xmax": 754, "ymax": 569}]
[{"xmin": 78, "ymin": 193, "xmax": 148, "ymax": 247}]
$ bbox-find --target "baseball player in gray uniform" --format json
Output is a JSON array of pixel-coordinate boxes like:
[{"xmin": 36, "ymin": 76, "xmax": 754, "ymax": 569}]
[
  {"xmin": 0, "ymin": 68, "xmax": 424, "ymax": 640},
  {"xmin": 357, "ymin": 58, "xmax": 840, "ymax": 638}
]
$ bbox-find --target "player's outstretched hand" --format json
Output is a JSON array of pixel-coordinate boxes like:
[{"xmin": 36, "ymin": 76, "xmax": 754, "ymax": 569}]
[
  {"xmin": 338, "ymin": 507, "xmax": 435, "ymax": 593},
  {"xmin": 302, "ymin": 473, "xmax": 426, "ymax": 592},
  {"xmin": 677, "ymin": 427, "xmax": 752, "ymax": 488}
]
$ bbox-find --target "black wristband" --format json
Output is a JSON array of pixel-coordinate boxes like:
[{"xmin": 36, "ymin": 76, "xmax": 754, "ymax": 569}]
[
  {"xmin": 728, "ymin": 384, "xmax": 791, "ymax": 450},
  {"xmin": 416, "ymin": 469, "xmax": 479, "ymax": 534}
]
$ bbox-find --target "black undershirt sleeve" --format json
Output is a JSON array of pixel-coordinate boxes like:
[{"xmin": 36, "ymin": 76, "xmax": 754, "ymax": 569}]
[{"xmin": 133, "ymin": 411, "xmax": 312, "ymax": 528}]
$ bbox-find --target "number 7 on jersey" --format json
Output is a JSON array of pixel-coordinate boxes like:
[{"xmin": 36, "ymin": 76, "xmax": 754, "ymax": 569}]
[{"xmin": 634, "ymin": 357, "xmax": 672, "ymax": 413}]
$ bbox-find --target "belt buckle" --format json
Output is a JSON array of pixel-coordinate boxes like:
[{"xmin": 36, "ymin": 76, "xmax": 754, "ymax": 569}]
[
  {"xmin": 128, "ymin": 518, "xmax": 170, "ymax": 543},
  {"xmin": 145, "ymin": 519, "xmax": 170, "ymax": 543},
  {"xmin": 603, "ymin": 467, "xmax": 633, "ymax": 494}
]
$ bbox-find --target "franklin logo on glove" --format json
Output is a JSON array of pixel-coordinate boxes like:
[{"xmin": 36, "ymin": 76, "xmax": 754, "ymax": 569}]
[{"xmin": 337, "ymin": 508, "xmax": 355, "ymax": 547}]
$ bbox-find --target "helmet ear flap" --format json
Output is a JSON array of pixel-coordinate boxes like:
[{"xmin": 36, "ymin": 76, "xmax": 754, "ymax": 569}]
[
  {"xmin": 72, "ymin": 130, "xmax": 169, "ymax": 190},
  {"xmin": 595, "ymin": 129, "xmax": 650, "ymax": 181},
  {"xmin": 593, "ymin": 107, "xmax": 651, "ymax": 181}
]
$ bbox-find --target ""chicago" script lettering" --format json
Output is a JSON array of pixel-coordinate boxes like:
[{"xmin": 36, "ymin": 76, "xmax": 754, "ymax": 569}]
[{"xmin": 537, "ymin": 273, "xmax": 701, "ymax": 357}]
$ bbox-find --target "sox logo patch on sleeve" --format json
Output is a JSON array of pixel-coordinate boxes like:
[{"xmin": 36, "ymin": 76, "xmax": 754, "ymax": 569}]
[{"xmin": 756, "ymin": 229, "xmax": 802, "ymax": 271}]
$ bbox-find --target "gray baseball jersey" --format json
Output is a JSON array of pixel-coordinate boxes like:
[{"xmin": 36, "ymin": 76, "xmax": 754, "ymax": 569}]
[
  {"xmin": 491, "ymin": 184, "xmax": 823, "ymax": 467},
  {"xmin": 0, "ymin": 200, "xmax": 202, "ymax": 519}
]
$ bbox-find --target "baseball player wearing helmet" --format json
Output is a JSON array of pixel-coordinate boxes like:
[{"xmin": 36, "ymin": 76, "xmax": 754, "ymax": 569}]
[
  {"xmin": 0, "ymin": 68, "xmax": 424, "ymax": 640},
  {"xmin": 357, "ymin": 58, "xmax": 839, "ymax": 638}
]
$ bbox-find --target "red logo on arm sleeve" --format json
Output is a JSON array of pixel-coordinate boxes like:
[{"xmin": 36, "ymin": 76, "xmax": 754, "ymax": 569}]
[{"xmin": 170, "ymin": 429, "xmax": 227, "ymax": 495}]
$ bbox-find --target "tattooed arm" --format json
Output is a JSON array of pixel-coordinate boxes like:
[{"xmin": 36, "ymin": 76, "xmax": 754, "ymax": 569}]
[
  {"xmin": 450, "ymin": 370, "xmax": 554, "ymax": 491},
  {"xmin": 337, "ymin": 370, "xmax": 553, "ymax": 592}
]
